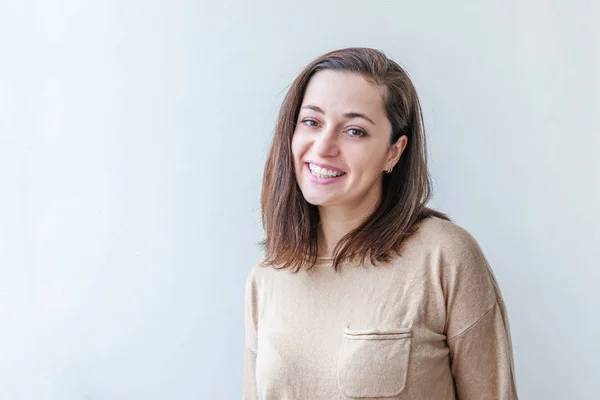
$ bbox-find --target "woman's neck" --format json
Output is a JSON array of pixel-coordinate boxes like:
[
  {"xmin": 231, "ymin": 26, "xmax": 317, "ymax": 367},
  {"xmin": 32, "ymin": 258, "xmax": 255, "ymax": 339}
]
[{"xmin": 317, "ymin": 196, "xmax": 380, "ymax": 258}]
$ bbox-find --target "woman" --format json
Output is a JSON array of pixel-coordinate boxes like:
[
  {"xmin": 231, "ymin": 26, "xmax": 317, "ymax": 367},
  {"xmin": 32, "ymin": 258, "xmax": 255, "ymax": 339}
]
[{"xmin": 244, "ymin": 47, "xmax": 518, "ymax": 399}]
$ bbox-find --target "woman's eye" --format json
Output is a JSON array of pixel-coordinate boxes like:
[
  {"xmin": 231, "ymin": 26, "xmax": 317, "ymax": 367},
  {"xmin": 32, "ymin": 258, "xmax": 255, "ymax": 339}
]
[
  {"xmin": 347, "ymin": 128, "xmax": 366, "ymax": 137},
  {"xmin": 302, "ymin": 119, "xmax": 318, "ymax": 127}
]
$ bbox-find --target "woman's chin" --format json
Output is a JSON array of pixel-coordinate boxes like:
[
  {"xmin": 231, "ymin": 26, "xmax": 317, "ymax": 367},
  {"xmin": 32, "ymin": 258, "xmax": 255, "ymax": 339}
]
[{"xmin": 302, "ymin": 193, "xmax": 338, "ymax": 207}]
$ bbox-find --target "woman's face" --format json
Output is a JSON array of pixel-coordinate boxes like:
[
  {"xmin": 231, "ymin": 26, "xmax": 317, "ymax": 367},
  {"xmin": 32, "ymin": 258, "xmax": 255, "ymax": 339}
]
[{"xmin": 292, "ymin": 70, "xmax": 406, "ymax": 209}]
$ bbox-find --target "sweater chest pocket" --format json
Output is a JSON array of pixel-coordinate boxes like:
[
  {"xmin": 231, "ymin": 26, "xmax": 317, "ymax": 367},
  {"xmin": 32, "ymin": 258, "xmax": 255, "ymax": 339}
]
[{"xmin": 337, "ymin": 328, "xmax": 412, "ymax": 399}]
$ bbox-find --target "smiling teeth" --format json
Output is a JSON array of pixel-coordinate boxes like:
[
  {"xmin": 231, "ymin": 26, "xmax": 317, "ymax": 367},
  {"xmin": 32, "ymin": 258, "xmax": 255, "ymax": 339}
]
[{"xmin": 309, "ymin": 163, "xmax": 345, "ymax": 178}]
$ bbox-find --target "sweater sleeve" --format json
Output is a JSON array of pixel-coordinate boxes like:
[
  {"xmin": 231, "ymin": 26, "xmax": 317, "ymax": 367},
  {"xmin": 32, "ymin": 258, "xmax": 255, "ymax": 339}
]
[
  {"xmin": 243, "ymin": 347, "xmax": 258, "ymax": 399},
  {"xmin": 440, "ymin": 226, "xmax": 518, "ymax": 399},
  {"xmin": 448, "ymin": 300, "xmax": 518, "ymax": 399},
  {"xmin": 243, "ymin": 269, "xmax": 258, "ymax": 400}
]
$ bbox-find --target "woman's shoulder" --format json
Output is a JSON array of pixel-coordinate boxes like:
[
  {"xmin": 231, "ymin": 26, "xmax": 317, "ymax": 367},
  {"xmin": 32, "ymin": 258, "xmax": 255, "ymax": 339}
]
[
  {"xmin": 412, "ymin": 217, "xmax": 499, "ymax": 295},
  {"xmin": 245, "ymin": 257, "xmax": 269, "ymax": 283},
  {"xmin": 244, "ymin": 258, "xmax": 269, "ymax": 305},
  {"xmin": 245, "ymin": 256, "xmax": 288, "ymax": 288},
  {"xmin": 407, "ymin": 216, "xmax": 496, "ymax": 282},
  {"xmin": 411, "ymin": 216, "xmax": 485, "ymax": 259}
]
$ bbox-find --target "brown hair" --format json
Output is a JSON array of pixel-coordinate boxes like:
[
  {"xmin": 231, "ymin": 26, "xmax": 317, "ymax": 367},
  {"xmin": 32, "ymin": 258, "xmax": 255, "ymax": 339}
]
[{"xmin": 260, "ymin": 47, "xmax": 449, "ymax": 272}]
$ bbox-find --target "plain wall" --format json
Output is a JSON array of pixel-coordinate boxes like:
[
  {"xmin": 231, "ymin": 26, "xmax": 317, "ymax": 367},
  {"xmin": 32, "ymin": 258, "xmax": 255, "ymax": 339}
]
[{"xmin": 1, "ymin": 0, "xmax": 598, "ymax": 398}]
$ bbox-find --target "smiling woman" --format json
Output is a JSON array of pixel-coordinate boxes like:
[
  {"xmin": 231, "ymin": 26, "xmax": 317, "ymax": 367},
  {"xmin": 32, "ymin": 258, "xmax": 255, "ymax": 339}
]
[
  {"xmin": 244, "ymin": 48, "xmax": 518, "ymax": 399},
  {"xmin": 259, "ymin": 49, "xmax": 449, "ymax": 271},
  {"xmin": 292, "ymin": 70, "xmax": 406, "ymax": 234}
]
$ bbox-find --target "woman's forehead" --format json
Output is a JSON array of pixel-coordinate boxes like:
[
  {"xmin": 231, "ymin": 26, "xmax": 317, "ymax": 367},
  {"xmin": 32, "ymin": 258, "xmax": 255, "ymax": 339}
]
[{"xmin": 302, "ymin": 71, "xmax": 386, "ymax": 116}]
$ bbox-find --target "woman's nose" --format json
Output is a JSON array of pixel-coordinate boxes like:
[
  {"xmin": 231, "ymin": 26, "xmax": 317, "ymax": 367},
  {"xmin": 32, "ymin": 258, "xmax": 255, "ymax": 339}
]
[{"xmin": 313, "ymin": 127, "xmax": 339, "ymax": 157}]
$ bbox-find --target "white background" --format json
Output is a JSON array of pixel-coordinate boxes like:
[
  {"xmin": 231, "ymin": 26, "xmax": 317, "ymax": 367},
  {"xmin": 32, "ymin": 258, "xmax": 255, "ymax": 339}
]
[{"xmin": 1, "ymin": 0, "xmax": 598, "ymax": 398}]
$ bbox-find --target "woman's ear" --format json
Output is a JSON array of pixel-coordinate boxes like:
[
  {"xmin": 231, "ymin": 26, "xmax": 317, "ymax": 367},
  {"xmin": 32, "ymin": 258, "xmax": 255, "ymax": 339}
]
[{"xmin": 386, "ymin": 135, "xmax": 408, "ymax": 170}]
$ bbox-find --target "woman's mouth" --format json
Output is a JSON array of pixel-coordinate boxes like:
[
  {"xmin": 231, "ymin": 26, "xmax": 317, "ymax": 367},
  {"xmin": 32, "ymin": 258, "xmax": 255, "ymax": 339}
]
[{"xmin": 305, "ymin": 163, "xmax": 346, "ymax": 184}]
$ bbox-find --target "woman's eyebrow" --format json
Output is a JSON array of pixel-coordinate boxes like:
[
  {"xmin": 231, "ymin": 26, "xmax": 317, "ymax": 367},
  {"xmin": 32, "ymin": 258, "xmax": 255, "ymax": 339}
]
[{"xmin": 300, "ymin": 104, "xmax": 376, "ymax": 126}]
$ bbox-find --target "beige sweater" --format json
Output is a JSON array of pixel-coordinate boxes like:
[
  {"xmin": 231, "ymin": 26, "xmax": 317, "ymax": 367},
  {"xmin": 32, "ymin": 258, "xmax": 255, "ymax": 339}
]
[{"xmin": 244, "ymin": 217, "xmax": 518, "ymax": 399}]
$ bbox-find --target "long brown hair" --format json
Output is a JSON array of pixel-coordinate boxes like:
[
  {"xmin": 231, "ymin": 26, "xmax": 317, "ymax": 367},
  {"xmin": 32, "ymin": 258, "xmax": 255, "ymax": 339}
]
[{"xmin": 260, "ymin": 47, "xmax": 449, "ymax": 272}]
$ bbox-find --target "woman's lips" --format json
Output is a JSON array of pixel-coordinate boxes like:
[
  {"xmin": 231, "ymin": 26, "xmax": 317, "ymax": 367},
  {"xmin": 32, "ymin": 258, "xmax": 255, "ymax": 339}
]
[
  {"xmin": 306, "ymin": 160, "xmax": 345, "ymax": 174},
  {"xmin": 305, "ymin": 163, "xmax": 346, "ymax": 185}
]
